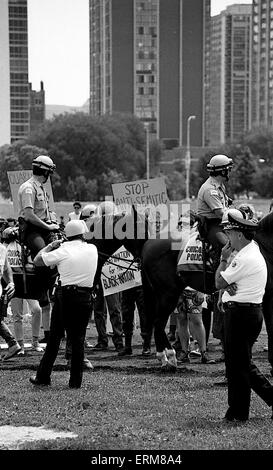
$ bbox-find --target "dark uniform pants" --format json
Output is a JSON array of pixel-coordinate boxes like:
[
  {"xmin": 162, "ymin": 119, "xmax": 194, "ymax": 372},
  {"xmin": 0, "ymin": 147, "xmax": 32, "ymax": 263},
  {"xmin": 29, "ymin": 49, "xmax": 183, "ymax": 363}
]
[
  {"xmin": 224, "ymin": 304, "xmax": 273, "ymax": 420},
  {"xmin": 36, "ymin": 286, "xmax": 92, "ymax": 388}
]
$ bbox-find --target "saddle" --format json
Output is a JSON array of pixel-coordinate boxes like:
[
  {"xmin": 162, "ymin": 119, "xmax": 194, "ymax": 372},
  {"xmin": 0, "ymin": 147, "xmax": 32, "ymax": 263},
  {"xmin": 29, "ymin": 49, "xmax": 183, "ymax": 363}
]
[{"xmin": 195, "ymin": 215, "xmax": 221, "ymax": 273}]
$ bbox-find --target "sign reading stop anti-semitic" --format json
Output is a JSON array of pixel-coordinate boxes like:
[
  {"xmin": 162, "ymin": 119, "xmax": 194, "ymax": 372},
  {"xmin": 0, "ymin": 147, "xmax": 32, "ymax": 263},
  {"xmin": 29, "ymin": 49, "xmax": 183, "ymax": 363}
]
[
  {"xmin": 101, "ymin": 246, "xmax": 142, "ymax": 296},
  {"xmin": 112, "ymin": 177, "xmax": 169, "ymax": 214},
  {"xmin": 7, "ymin": 170, "xmax": 55, "ymax": 217}
]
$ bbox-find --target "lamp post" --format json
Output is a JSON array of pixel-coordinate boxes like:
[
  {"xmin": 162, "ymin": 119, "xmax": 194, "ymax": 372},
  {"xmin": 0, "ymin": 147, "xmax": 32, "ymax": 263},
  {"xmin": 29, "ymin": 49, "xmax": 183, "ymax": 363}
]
[
  {"xmin": 144, "ymin": 122, "xmax": 150, "ymax": 180},
  {"xmin": 185, "ymin": 115, "xmax": 196, "ymax": 202}
]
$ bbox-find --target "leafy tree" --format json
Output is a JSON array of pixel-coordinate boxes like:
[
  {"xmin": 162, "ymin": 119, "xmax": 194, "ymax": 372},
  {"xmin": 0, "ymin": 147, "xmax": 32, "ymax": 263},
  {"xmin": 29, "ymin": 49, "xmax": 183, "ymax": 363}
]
[{"xmin": 0, "ymin": 141, "xmax": 48, "ymax": 198}]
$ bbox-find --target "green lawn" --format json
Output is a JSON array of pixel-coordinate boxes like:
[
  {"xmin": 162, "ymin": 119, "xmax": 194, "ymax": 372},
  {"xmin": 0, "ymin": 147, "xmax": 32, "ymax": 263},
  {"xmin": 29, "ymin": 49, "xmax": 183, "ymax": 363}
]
[{"xmin": 0, "ymin": 319, "xmax": 272, "ymax": 451}]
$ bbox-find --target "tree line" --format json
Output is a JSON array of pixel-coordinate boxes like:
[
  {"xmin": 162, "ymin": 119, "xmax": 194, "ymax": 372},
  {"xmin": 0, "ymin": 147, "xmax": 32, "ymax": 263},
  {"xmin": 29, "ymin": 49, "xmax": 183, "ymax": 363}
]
[{"xmin": 0, "ymin": 112, "xmax": 273, "ymax": 201}]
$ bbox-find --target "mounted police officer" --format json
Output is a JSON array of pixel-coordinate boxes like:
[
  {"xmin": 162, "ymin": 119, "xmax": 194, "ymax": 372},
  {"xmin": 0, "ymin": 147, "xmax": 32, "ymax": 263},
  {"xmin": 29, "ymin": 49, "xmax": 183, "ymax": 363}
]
[
  {"xmin": 18, "ymin": 155, "xmax": 59, "ymax": 306},
  {"xmin": 197, "ymin": 154, "xmax": 233, "ymax": 249}
]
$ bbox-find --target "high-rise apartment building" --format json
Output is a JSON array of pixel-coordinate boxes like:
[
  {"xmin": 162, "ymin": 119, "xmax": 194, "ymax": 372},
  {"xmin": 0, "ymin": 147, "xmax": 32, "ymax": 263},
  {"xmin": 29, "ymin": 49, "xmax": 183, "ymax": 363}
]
[
  {"xmin": 209, "ymin": 4, "xmax": 252, "ymax": 146},
  {"xmin": 89, "ymin": 0, "xmax": 210, "ymax": 147},
  {"xmin": 29, "ymin": 81, "xmax": 45, "ymax": 134},
  {"xmin": 0, "ymin": 0, "xmax": 29, "ymax": 146},
  {"xmin": 251, "ymin": 0, "xmax": 273, "ymax": 127}
]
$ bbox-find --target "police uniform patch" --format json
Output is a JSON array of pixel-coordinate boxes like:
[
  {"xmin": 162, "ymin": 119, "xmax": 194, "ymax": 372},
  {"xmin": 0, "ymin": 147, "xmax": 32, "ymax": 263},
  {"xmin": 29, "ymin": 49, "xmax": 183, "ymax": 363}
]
[
  {"xmin": 231, "ymin": 261, "xmax": 237, "ymax": 268},
  {"xmin": 210, "ymin": 190, "xmax": 219, "ymax": 196},
  {"xmin": 25, "ymin": 188, "xmax": 33, "ymax": 194}
]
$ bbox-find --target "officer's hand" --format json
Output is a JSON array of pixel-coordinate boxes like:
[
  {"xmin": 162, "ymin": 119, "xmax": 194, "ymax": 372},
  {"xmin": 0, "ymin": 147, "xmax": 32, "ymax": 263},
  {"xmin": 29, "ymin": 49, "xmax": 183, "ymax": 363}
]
[
  {"xmin": 221, "ymin": 241, "xmax": 232, "ymax": 260},
  {"xmin": 5, "ymin": 282, "xmax": 15, "ymax": 299},
  {"xmin": 47, "ymin": 223, "xmax": 59, "ymax": 231},
  {"xmin": 225, "ymin": 282, "xmax": 237, "ymax": 296},
  {"xmin": 50, "ymin": 240, "xmax": 62, "ymax": 250}
]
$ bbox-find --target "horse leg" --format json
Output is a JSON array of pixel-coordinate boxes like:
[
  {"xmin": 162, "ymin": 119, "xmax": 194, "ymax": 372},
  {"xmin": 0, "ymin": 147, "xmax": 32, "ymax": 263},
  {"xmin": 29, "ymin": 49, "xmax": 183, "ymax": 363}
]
[
  {"xmin": 154, "ymin": 291, "xmax": 180, "ymax": 371},
  {"xmin": 262, "ymin": 291, "xmax": 273, "ymax": 375}
]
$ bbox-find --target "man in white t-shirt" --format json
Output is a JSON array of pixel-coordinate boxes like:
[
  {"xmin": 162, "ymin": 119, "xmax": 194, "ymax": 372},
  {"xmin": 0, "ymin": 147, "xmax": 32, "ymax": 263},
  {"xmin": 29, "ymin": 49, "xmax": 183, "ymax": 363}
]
[
  {"xmin": 215, "ymin": 209, "xmax": 273, "ymax": 422},
  {"xmin": 29, "ymin": 219, "xmax": 98, "ymax": 389},
  {"xmin": 68, "ymin": 201, "xmax": 82, "ymax": 221}
]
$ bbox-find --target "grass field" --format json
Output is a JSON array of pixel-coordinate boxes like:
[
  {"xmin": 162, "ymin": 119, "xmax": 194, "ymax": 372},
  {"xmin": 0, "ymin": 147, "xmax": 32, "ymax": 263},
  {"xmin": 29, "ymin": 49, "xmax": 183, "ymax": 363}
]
[{"xmin": 0, "ymin": 319, "xmax": 272, "ymax": 453}]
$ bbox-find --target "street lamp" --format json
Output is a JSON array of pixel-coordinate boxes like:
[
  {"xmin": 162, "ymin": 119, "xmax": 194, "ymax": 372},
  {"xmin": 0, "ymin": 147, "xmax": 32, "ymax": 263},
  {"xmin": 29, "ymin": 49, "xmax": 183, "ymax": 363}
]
[
  {"xmin": 185, "ymin": 115, "xmax": 196, "ymax": 202},
  {"xmin": 144, "ymin": 122, "xmax": 150, "ymax": 180}
]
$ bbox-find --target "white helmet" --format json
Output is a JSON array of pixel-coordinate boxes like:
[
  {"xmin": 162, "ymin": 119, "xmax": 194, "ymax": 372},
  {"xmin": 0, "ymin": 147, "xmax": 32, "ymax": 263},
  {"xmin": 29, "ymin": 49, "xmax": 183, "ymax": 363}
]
[
  {"xmin": 97, "ymin": 200, "xmax": 118, "ymax": 216},
  {"xmin": 32, "ymin": 155, "xmax": 56, "ymax": 173},
  {"xmin": 81, "ymin": 204, "xmax": 97, "ymax": 218},
  {"xmin": 207, "ymin": 154, "xmax": 233, "ymax": 172},
  {"xmin": 64, "ymin": 220, "xmax": 88, "ymax": 238}
]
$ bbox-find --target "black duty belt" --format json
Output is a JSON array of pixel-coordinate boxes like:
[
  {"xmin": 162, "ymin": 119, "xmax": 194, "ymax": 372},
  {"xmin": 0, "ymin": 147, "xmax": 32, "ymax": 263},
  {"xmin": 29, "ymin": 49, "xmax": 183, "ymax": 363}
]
[
  {"xmin": 224, "ymin": 301, "xmax": 262, "ymax": 308},
  {"xmin": 60, "ymin": 285, "xmax": 93, "ymax": 294}
]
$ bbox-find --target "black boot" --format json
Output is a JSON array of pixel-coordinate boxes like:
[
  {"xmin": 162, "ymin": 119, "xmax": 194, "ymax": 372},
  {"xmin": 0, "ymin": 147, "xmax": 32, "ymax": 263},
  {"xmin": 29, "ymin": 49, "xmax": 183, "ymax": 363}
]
[{"xmin": 118, "ymin": 336, "xmax": 132, "ymax": 356}]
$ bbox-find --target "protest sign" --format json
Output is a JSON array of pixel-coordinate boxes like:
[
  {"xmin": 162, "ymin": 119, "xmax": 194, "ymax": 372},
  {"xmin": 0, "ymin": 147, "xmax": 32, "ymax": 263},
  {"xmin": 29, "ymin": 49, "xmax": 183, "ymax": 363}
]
[
  {"xmin": 101, "ymin": 246, "xmax": 142, "ymax": 296},
  {"xmin": 7, "ymin": 170, "xmax": 55, "ymax": 217},
  {"xmin": 112, "ymin": 177, "xmax": 169, "ymax": 215}
]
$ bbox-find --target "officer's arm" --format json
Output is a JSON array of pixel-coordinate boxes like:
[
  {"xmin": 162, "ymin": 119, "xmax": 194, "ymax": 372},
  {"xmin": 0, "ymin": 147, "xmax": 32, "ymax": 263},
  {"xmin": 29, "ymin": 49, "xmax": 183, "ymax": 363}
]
[
  {"xmin": 213, "ymin": 208, "xmax": 225, "ymax": 219},
  {"xmin": 34, "ymin": 240, "xmax": 62, "ymax": 267},
  {"xmin": 24, "ymin": 207, "xmax": 56, "ymax": 230},
  {"xmin": 215, "ymin": 259, "xmax": 230, "ymax": 290}
]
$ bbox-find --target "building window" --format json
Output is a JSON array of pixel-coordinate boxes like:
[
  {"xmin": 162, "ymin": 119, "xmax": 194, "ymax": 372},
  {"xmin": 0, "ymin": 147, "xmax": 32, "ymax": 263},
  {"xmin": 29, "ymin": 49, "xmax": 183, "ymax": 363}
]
[{"xmin": 138, "ymin": 26, "xmax": 144, "ymax": 35}]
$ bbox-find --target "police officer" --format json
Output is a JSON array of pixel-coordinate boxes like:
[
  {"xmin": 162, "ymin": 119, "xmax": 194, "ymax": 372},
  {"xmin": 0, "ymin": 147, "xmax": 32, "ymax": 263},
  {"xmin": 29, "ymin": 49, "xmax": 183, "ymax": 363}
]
[
  {"xmin": 29, "ymin": 219, "xmax": 98, "ymax": 389},
  {"xmin": 18, "ymin": 155, "xmax": 58, "ymax": 306},
  {"xmin": 197, "ymin": 154, "xmax": 233, "ymax": 248},
  {"xmin": 18, "ymin": 155, "xmax": 59, "ymax": 255},
  {"xmin": 215, "ymin": 209, "xmax": 273, "ymax": 421}
]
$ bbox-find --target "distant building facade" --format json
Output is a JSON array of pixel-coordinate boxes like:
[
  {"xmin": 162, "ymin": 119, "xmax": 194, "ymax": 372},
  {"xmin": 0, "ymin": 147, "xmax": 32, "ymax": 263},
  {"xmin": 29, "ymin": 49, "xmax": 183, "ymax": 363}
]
[
  {"xmin": 251, "ymin": 0, "xmax": 273, "ymax": 127},
  {"xmin": 89, "ymin": 0, "xmax": 211, "ymax": 147},
  {"xmin": 209, "ymin": 4, "xmax": 252, "ymax": 146},
  {"xmin": 29, "ymin": 81, "xmax": 45, "ymax": 134},
  {"xmin": 0, "ymin": 0, "xmax": 29, "ymax": 146}
]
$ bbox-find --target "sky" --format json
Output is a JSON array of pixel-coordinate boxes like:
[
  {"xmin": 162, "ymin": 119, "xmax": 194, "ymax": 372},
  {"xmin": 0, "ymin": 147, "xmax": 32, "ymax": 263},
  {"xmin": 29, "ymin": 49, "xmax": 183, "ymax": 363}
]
[{"xmin": 28, "ymin": 0, "xmax": 253, "ymax": 107}]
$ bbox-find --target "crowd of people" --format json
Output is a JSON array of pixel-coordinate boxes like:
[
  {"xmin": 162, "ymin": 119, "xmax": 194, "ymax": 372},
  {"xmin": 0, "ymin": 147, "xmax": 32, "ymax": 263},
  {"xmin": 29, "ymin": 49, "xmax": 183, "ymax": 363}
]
[{"xmin": 1, "ymin": 153, "xmax": 273, "ymax": 422}]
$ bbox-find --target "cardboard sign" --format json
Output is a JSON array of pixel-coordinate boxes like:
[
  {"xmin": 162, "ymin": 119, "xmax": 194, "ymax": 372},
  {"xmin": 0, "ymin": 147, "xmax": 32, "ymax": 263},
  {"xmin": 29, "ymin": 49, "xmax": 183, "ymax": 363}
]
[
  {"xmin": 112, "ymin": 177, "xmax": 169, "ymax": 215},
  {"xmin": 101, "ymin": 246, "xmax": 142, "ymax": 296},
  {"xmin": 7, "ymin": 170, "xmax": 55, "ymax": 217}
]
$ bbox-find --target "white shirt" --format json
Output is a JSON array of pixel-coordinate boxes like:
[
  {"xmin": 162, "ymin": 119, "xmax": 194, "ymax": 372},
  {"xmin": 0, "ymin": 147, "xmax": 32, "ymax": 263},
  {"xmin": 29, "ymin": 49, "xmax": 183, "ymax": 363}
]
[
  {"xmin": 221, "ymin": 240, "xmax": 267, "ymax": 304},
  {"xmin": 41, "ymin": 240, "xmax": 98, "ymax": 287},
  {"xmin": 68, "ymin": 211, "xmax": 81, "ymax": 220}
]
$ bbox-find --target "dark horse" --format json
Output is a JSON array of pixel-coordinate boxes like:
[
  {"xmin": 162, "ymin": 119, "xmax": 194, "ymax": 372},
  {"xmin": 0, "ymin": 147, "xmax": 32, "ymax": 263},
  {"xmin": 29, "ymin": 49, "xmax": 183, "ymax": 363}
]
[{"xmin": 89, "ymin": 209, "xmax": 273, "ymax": 373}]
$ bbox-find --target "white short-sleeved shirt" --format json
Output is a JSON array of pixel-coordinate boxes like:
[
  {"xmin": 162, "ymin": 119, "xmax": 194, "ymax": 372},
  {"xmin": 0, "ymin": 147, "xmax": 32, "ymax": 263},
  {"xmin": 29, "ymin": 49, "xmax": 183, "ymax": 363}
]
[
  {"xmin": 221, "ymin": 240, "xmax": 267, "ymax": 304},
  {"xmin": 68, "ymin": 212, "xmax": 81, "ymax": 220},
  {"xmin": 41, "ymin": 240, "xmax": 98, "ymax": 288},
  {"xmin": 197, "ymin": 176, "xmax": 228, "ymax": 219},
  {"xmin": 18, "ymin": 176, "xmax": 49, "ymax": 220}
]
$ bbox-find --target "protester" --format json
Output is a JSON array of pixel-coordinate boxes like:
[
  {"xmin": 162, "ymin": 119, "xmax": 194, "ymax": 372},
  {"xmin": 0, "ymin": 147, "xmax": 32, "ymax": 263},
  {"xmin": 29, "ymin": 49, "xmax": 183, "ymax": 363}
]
[
  {"xmin": 1, "ymin": 226, "xmax": 50, "ymax": 349},
  {"xmin": 175, "ymin": 289, "xmax": 215, "ymax": 364},
  {"xmin": 10, "ymin": 298, "xmax": 44, "ymax": 355},
  {"xmin": 118, "ymin": 285, "xmax": 151, "ymax": 356},
  {"xmin": 0, "ymin": 241, "xmax": 21, "ymax": 360},
  {"xmin": 29, "ymin": 219, "xmax": 98, "ymax": 388},
  {"xmin": 93, "ymin": 282, "xmax": 124, "ymax": 352},
  {"xmin": 215, "ymin": 209, "xmax": 273, "ymax": 421},
  {"xmin": 68, "ymin": 201, "xmax": 82, "ymax": 221}
]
